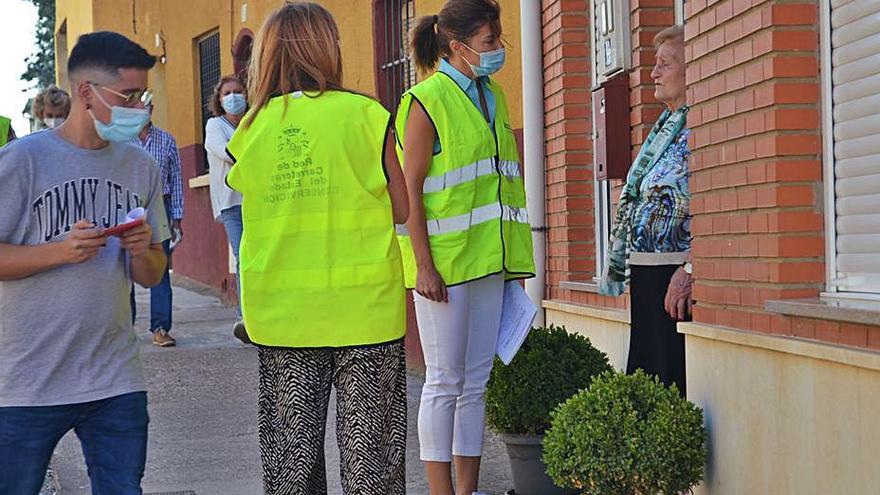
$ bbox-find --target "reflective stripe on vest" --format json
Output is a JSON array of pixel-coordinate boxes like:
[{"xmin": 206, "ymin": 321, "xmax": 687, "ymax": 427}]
[
  {"xmin": 421, "ymin": 158, "xmax": 521, "ymax": 194},
  {"xmin": 396, "ymin": 204, "xmax": 529, "ymax": 237},
  {"xmin": 225, "ymin": 91, "xmax": 406, "ymax": 348},
  {"xmin": 394, "ymin": 73, "xmax": 535, "ymax": 288}
]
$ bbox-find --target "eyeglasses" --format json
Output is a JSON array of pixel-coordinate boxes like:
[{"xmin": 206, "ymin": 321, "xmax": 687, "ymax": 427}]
[{"xmin": 90, "ymin": 82, "xmax": 153, "ymax": 107}]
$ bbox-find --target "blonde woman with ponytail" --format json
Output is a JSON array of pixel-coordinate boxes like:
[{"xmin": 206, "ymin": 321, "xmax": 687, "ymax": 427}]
[
  {"xmin": 396, "ymin": 1, "xmax": 535, "ymax": 494},
  {"xmin": 224, "ymin": 2, "xmax": 410, "ymax": 493}
]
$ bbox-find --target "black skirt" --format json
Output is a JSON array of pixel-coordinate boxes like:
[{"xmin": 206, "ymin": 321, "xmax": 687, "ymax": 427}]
[{"xmin": 626, "ymin": 264, "xmax": 688, "ymax": 396}]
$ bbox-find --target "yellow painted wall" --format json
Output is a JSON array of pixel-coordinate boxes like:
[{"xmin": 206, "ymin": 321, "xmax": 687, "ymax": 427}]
[
  {"xmin": 56, "ymin": 0, "xmax": 94, "ymax": 44},
  {"xmin": 230, "ymin": 1, "xmax": 378, "ymax": 97},
  {"xmin": 55, "ymin": 0, "xmax": 94, "ymax": 90},
  {"xmin": 92, "ymin": 0, "xmax": 134, "ymax": 37},
  {"xmin": 57, "ymin": 0, "xmax": 524, "ymax": 147}
]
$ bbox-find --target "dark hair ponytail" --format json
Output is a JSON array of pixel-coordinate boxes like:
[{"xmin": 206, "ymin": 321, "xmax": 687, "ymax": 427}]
[
  {"xmin": 409, "ymin": 0, "xmax": 501, "ymax": 75},
  {"xmin": 411, "ymin": 15, "xmax": 441, "ymax": 74}
]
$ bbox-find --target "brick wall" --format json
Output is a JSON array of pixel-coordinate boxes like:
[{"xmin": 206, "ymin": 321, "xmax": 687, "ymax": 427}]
[
  {"xmin": 543, "ymin": 0, "xmax": 595, "ymax": 303},
  {"xmin": 542, "ymin": 0, "xmax": 675, "ymax": 310},
  {"xmin": 629, "ymin": 0, "xmax": 676, "ymax": 155},
  {"xmin": 682, "ymin": 0, "xmax": 880, "ymax": 345}
]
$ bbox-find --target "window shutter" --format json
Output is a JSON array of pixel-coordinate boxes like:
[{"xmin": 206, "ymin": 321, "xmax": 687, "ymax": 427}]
[{"xmin": 831, "ymin": 0, "xmax": 880, "ymax": 293}]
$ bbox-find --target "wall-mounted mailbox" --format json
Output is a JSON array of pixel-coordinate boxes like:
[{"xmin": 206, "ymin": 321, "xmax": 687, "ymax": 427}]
[
  {"xmin": 591, "ymin": 0, "xmax": 631, "ymax": 86},
  {"xmin": 592, "ymin": 72, "xmax": 631, "ymax": 180}
]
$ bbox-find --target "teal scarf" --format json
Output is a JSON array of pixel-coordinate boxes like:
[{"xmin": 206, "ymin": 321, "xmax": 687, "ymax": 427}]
[{"xmin": 599, "ymin": 105, "xmax": 689, "ymax": 296}]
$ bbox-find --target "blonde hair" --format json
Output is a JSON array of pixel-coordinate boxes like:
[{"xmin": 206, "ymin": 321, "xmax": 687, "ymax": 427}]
[
  {"xmin": 654, "ymin": 25, "xmax": 685, "ymax": 65},
  {"xmin": 33, "ymin": 85, "xmax": 71, "ymax": 119},
  {"xmin": 654, "ymin": 25, "xmax": 685, "ymax": 50},
  {"xmin": 244, "ymin": 1, "xmax": 346, "ymax": 128}
]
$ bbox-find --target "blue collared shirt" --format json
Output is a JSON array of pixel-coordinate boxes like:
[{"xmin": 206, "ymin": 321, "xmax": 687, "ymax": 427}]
[
  {"xmin": 132, "ymin": 125, "xmax": 184, "ymax": 220},
  {"xmin": 438, "ymin": 59, "xmax": 496, "ymax": 126},
  {"xmin": 434, "ymin": 59, "xmax": 496, "ymax": 153}
]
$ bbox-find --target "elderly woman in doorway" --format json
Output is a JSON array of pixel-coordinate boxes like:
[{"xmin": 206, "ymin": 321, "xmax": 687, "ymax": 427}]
[{"xmin": 600, "ymin": 25, "xmax": 692, "ymax": 396}]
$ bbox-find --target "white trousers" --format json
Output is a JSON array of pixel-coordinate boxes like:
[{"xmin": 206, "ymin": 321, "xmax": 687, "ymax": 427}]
[{"xmin": 415, "ymin": 273, "xmax": 505, "ymax": 462}]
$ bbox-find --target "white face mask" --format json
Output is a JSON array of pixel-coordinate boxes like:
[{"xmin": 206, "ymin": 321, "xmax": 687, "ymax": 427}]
[
  {"xmin": 43, "ymin": 117, "xmax": 64, "ymax": 129},
  {"xmin": 461, "ymin": 44, "xmax": 506, "ymax": 77},
  {"xmin": 221, "ymin": 93, "xmax": 247, "ymax": 116},
  {"xmin": 88, "ymin": 85, "xmax": 151, "ymax": 143}
]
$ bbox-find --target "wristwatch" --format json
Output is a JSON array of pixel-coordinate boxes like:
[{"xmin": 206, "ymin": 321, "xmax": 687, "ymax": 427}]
[{"xmin": 683, "ymin": 262, "xmax": 693, "ymax": 274}]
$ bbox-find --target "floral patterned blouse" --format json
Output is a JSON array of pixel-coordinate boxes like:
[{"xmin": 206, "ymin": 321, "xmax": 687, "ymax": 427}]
[{"xmin": 629, "ymin": 128, "xmax": 691, "ymax": 253}]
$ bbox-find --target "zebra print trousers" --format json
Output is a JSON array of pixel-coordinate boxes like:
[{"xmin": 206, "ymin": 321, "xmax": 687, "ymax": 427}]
[{"xmin": 257, "ymin": 341, "xmax": 407, "ymax": 495}]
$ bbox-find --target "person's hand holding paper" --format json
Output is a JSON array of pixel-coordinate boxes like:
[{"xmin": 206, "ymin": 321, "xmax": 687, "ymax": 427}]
[
  {"xmin": 104, "ymin": 207, "xmax": 146, "ymax": 237},
  {"xmin": 113, "ymin": 208, "xmax": 153, "ymax": 258}
]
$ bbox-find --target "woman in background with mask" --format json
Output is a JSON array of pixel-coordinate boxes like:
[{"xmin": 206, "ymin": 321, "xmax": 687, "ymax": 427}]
[
  {"xmin": 205, "ymin": 74, "xmax": 248, "ymax": 343},
  {"xmin": 399, "ymin": 1, "xmax": 535, "ymax": 494},
  {"xmin": 33, "ymin": 85, "xmax": 71, "ymax": 129}
]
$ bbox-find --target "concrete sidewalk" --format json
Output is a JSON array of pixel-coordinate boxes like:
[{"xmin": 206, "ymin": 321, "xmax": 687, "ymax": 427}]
[{"xmin": 52, "ymin": 283, "xmax": 513, "ymax": 494}]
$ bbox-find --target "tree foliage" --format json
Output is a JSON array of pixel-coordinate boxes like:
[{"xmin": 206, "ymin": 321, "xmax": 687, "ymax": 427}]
[{"xmin": 22, "ymin": 0, "xmax": 56, "ymax": 89}]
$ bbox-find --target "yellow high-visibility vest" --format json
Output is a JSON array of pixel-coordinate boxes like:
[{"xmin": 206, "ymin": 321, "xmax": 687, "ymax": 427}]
[
  {"xmin": 0, "ymin": 116, "xmax": 10, "ymax": 147},
  {"xmin": 395, "ymin": 72, "xmax": 535, "ymax": 288},
  {"xmin": 226, "ymin": 90, "xmax": 406, "ymax": 348}
]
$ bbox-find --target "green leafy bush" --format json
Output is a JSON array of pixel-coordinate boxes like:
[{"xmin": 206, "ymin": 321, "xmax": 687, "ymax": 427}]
[
  {"xmin": 485, "ymin": 325, "xmax": 612, "ymax": 435},
  {"xmin": 543, "ymin": 370, "xmax": 708, "ymax": 495}
]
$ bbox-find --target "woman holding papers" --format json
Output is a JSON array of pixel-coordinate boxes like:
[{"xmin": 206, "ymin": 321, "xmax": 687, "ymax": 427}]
[
  {"xmin": 398, "ymin": 1, "xmax": 535, "ymax": 493},
  {"xmin": 224, "ymin": 3, "xmax": 410, "ymax": 493}
]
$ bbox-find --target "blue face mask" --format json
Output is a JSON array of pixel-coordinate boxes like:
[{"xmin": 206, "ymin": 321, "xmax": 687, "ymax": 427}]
[
  {"xmin": 463, "ymin": 44, "xmax": 506, "ymax": 77},
  {"xmin": 221, "ymin": 93, "xmax": 247, "ymax": 116},
  {"xmin": 89, "ymin": 88, "xmax": 150, "ymax": 142}
]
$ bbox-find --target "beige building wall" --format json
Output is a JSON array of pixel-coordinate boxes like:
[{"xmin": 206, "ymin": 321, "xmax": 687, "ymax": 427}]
[
  {"xmin": 547, "ymin": 306, "xmax": 880, "ymax": 495},
  {"xmin": 683, "ymin": 323, "xmax": 880, "ymax": 495},
  {"xmin": 544, "ymin": 301, "xmax": 631, "ymax": 371}
]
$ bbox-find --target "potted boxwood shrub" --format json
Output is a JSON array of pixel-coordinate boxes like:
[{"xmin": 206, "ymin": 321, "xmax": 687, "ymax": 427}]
[
  {"xmin": 486, "ymin": 325, "xmax": 612, "ymax": 495},
  {"xmin": 543, "ymin": 370, "xmax": 708, "ymax": 495}
]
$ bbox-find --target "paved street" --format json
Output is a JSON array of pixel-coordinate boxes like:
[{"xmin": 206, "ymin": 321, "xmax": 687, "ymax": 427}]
[{"xmin": 51, "ymin": 283, "xmax": 513, "ymax": 494}]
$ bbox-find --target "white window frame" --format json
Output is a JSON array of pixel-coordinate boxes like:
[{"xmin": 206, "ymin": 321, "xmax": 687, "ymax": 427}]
[
  {"xmin": 820, "ymin": 0, "xmax": 839, "ymax": 298},
  {"xmin": 594, "ymin": 179, "xmax": 613, "ymax": 281},
  {"xmin": 819, "ymin": 0, "xmax": 880, "ymax": 302},
  {"xmin": 674, "ymin": 0, "xmax": 686, "ymax": 24}
]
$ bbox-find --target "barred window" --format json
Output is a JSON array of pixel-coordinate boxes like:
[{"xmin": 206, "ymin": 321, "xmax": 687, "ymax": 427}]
[
  {"xmin": 198, "ymin": 31, "xmax": 221, "ymax": 164},
  {"xmin": 373, "ymin": 0, "xmax": 416, "ymax": 111}
]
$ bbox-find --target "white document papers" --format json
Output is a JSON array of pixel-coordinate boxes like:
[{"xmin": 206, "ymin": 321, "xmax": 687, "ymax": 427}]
[{"xmin": 496, "ymin": 281, "xmax": 538, "ymax": 365}]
